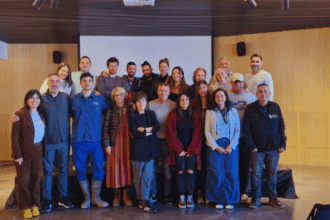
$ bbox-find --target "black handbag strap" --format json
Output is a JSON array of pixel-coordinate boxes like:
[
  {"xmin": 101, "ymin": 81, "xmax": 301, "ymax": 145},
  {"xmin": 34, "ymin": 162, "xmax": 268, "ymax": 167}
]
[{"xmin": 306, "ymin": 204, "xmax": 323, "ymax": 220}]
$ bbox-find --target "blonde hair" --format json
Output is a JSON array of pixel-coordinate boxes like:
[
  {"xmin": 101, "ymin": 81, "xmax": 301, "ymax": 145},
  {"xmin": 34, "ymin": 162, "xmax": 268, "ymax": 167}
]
[
  {"xmin": 193, "ymin": 68, "xmax": 207, "ymax": 83},
  {"xmin": 111, "ymin": 87, "xmax": 127, "ymax": 100}
]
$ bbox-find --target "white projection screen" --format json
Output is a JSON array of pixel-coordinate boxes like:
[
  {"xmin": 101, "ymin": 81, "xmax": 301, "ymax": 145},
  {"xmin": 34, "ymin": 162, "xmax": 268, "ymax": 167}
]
[{"xmin": 79, "ymin": 36, "xmax": 212, "ymax": 85}]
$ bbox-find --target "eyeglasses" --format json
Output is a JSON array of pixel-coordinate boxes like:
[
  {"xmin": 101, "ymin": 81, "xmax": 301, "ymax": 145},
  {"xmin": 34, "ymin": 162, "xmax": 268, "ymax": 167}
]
[{"xmin": 114, "ymin": 93, "xmax": 125, "ymax": 98}]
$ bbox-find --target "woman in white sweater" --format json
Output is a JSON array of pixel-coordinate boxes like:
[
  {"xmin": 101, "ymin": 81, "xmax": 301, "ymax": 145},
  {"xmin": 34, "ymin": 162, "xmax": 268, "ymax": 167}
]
[
  {"xmin": 40, "ymin": 63, "xmax": 76, "ymax": 97},
  {"xmin": 205, "ymin": 88, "xmax": 240, "ymax": 210}
]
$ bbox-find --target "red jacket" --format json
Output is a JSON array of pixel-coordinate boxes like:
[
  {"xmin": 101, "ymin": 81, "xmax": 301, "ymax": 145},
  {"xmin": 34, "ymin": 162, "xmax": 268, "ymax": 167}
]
[{"xmin": 166, "ymin": 110, "xmax": 202, "ymax": 170}]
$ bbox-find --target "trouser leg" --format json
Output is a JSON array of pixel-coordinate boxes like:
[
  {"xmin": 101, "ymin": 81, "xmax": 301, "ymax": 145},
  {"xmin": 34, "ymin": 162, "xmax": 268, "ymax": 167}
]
[
  {"xmin": 140, "ymin": 160, "xmax": 153, "ymax": 200},
  {"xmin": 89, "ymin": 142, "xmax": 105, "ymax": 181},
  {"xmin": 15, "ymin": 160, "xmax": 32, "ymax": 210},
  {"xmin": 239, "ymin": 138, "xmax": 251, "ymax": 195},
  {"xmin": 72, "ymin": 142, "xmax": 88, "ymax": 182},
  {"xmin": 131, "ymin": 161, "xmax": 143, "ymax": 200},
  {"xmin": 250, "ymin": 151, "xmax": 265, "ymax": 200},
  {"xmin": 43, "ymin": 144, "xmax": 56, "ymax": 200},
  {"xmin": 56, "ymin": 143, "xmax": 70, "ymax": 198},
  {"xmin": 264, "ymin": 151, "xmax": 280, "ymax": 198},
  {"xmin": 30, "ymin": 142, "xmax": 43, "ymax": 208}
]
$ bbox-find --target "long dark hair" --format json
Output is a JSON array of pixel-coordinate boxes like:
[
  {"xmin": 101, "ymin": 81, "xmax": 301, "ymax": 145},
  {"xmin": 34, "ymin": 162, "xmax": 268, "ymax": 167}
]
[
  {"xmin": 210, "ymin": 88, "xmax": 231, "ymax": 110},
  {"xmin": 191, "ymin": 80, "xmax": 212, "ymax": 110},
  {"xmin": 57, "ymin": 63, "xmax": 73, "ymax": 87},
  {"xmin": 24, "ymin": 89, "xmax": 43, "ymax": 115},
  {"xmin": 167, "ymin": 66, "xmax": 188, "ymax": 93},
  {"xmin": 175, "ymin": 93, "xmax": 195, "ymax": 127}
]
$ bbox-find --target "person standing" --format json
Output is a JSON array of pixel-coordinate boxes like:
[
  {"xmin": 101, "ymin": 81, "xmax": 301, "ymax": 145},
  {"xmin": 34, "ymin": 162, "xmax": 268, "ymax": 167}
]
[
  {"xmin": 209, "ymin": 68, "xmax": 231, "ymax": 93},
  {"xmin": 151, "ymin": 58, "xmax": 171, "ymax": 100},
  {"xmin": 102, "ymin": 87, "xmax": 133, "ymax": 207},
  {"xmin": 96, "ymin": 57, "xmax": 130, "ymax": 107},
  {"xmin": 245, "ymin": 54, "xmax": 274, "ymax": 101},
  {"xmin": 72, "ymin": 56, "xmax": 93, "ymax": 93},
  {"xmin": 167, "ymin": 93, "xmax": 202, "ymax": 209},
  {"xmin": 129, "ymin": 91, "xmax": 160, "ymax": 213},
  {"xmin": 139, "ymin": 61, "xmax": 159, "ymax": 102},
  {"xmin": 190, "ymin": 80, "xmax": 212, "ymax": 204},
  {"xmin": 146, "ymin": 83, "xmax": 176, "ymax": 204},
  {"xmin": 40, "ymin": 63, "xmax": 77, "ymax": 97},
  {"xmin": 167, "ymin": 66, "xmax": 188, "ymax": 102},
  {"xmin": 11, "ymin": 90, "xmax": 45, "ymax": 219},
  {"xmin": 243, "ymin": 84, "xmax": 286, "ymax": 209},
  {"xmin": 228, "ymin": 73, "xmax": 257, "ymax": 203},
  {"xmin": 70, "ymin": 72, "xmax": 109, "ymax": 209},
  {"xmin": 122, "ymin": 62, "xmax": 140, "ymax": 95},
  {"xmin": 41, "ymin": 74, "xmax": 74, "ymax": 211},
  {"xmin": 188, "ymin": 68, "xmax": 207, "ymax": 99},
  {"xmin": 205, "ymin": 88, "xmax": 240, "ymax": 210}
]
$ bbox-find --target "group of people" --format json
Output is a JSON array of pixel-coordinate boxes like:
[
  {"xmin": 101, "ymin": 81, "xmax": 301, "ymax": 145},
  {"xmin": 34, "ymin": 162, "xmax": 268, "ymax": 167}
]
[{"xmin": 11, "ymin": 54, "xmax": 286, "ymax": 219}]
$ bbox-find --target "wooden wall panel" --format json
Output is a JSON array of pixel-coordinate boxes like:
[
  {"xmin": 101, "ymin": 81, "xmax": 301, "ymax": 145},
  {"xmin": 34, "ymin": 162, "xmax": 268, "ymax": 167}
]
[
  {"xmin": 0, "ymin": 44, "xmax": 78, "ymax": 160},
  {"xmin": 214, "ymin": 27, "xmax": 330, "ymax": 166}
]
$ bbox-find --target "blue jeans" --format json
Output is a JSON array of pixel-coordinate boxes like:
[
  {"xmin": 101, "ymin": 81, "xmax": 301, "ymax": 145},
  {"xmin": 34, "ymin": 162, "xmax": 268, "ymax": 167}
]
[
  {"xmin": 43, "ymin": 143, "xmax": 69, "ymax": 200},
  {"xmin": 251, "ymin": 150, "xmax": 280, "ymax": 199},
  {"xmin": 72, "ymin": 142, "xmax": 105, "ymax": 182},
  {"xmin": 150, "ymin": 140, "xmax": 171, "ymax": 197},
  {"xmin": 131, "ymin": 160, "xmax": 154, "ymax": 200}
]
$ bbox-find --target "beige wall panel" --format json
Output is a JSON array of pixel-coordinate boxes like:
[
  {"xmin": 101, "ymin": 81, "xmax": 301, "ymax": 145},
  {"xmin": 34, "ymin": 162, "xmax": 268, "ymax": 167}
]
[
  {"xmin": 0, "ymin": 44, "xmax": 78, "ymax": 160},
  {"xmin": 214, "ymin": 27, "xmax": 330, "ymax": 166}
]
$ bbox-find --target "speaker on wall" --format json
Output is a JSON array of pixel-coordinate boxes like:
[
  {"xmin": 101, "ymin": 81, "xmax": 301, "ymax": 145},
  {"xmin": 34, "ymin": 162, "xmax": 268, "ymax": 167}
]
[
  {"xmin": 236, "ymin": 42, "xmax": 246, "ymax": 56},
  {"xmin": 53, "ymin": 51, "xmax": 62, "ymax": 64}
]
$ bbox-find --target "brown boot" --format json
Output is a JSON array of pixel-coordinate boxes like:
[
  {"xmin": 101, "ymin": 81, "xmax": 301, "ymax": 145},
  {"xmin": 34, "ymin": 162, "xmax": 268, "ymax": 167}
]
[
  {"xmin": 123, "ymin": 188, "xmax": 133, "ymax": 206},
  {"xmin": 113, "ymin": 189, "xmax": 121, "ymax": 207}
]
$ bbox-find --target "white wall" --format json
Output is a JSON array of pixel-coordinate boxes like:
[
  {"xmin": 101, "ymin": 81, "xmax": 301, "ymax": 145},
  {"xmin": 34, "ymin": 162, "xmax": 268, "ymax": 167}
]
[{"xmin": 80, "ymin": 36, "xmax": 212, "ymax": 85}]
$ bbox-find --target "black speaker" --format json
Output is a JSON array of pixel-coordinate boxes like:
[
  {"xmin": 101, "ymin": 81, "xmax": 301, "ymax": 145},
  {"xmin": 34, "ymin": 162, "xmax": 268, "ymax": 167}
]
[
  {"xmin": 236, "ymin": 42, "xmax": 246, "ymax": 57},
  {"xmin": 53, "ymin": 51, "xmax": 62, "ymax": 64}
]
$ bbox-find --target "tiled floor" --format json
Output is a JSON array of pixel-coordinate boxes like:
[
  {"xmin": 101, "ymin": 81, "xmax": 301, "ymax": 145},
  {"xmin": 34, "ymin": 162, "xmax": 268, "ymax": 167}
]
[{"xmin": 0, "ymin": 163, "xmax": 329, "ymax": 220}]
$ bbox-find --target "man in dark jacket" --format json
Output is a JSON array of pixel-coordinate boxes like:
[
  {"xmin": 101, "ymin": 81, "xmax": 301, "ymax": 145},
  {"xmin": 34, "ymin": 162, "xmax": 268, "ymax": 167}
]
[
  {"xmin": 122, "ymin": 62, "xmax": 140, "ymax": 96},
  {"xmin": 243, "ymin": 83, "xmax": 286, "ymax": 209},
  {"xmin": 139, "ymin": 61, "xmax": 158, "ymax": 101}
]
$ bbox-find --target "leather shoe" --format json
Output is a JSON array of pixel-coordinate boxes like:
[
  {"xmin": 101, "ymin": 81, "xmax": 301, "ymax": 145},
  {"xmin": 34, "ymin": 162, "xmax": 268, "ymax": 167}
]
[
  {"xmin": 269, "ymin": 197, "xmax": 284, "ymax": 209},
  {"xmin": 249, "ymin": 198, "xmax": 260, "ymax": 209}
]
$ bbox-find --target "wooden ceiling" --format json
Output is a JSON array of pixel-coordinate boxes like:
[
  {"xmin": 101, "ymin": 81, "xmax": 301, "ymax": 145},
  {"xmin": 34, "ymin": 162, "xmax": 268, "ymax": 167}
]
[{"xmin": 0, "ymin": 0, "xmax": 330, "ymax": 43}]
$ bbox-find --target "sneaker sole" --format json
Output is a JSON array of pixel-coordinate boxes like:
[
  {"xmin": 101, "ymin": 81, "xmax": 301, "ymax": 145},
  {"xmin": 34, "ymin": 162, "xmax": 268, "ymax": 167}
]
[
  {"xmin": 187, "ymin": 204, "xmax": 195, "ymax": 208},
  {"xmin": 179, "ymin": 205, "xmax": 186, "ymax": 209},
  {"xmin": 58, "ymin": 203, "xmax": 74, "ymax": 209}
]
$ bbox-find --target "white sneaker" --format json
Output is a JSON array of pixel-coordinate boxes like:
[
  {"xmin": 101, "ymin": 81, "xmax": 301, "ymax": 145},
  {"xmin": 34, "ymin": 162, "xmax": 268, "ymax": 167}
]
[
  {"xmin": 240, "ymin": 194, "xmax": 248, "ymax": 203},
  {"xmin": 215, "ymin": 204, "xmax": 224, "ymax": 209},
  {"xmin": 225, "ymin": 204, "xmax": 234, "ymax": 210}
]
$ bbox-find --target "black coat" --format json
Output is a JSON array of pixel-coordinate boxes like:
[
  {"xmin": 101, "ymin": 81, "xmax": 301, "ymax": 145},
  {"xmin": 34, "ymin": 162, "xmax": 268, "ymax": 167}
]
[
  {"xmin": 129, "ymin": 110, "xmax": 161, "ymax": 162},
  {"xmin": 243, "ymin": 100, "xmax": 287, "ymax": 152}
]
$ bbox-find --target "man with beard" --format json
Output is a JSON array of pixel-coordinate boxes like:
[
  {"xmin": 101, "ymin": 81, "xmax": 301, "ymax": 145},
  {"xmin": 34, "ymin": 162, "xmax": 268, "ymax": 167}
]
[
  {"xmin": 139, "ymin": 61, "xmax": 158, "ymax": 102},
  {"xmin": 122, "ymin": 62, "xmax": 140, "ymax": 95},
  {"xmin": 70, "ymin": 72, "xmax": 109, "ymax": 209},
  {"xmin": 96, "ymin": 57, "xmax": 130, "ymax": 107},
  {"xmin": 244, "ymin": 54, "xmax": 274, "ymax": 101}
]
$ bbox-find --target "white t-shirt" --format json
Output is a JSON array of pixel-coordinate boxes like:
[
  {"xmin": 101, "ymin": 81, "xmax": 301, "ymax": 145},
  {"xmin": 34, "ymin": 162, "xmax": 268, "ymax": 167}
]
[
  {"xmin": 245, "ymin": 70, "xmax": 274, "ymax": 101},
  {"xmin": 72, "ymin": 71, "xmax": 83, "ymax": 93}
]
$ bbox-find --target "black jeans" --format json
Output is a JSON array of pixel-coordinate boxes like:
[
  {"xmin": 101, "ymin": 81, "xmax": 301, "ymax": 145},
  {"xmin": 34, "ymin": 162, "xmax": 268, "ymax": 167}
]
[
  {"xmin": 175, "ymin": 153, "xmax": 196, "ymax": 195},
  {"xmin": 239, "ymin": 137, "xmax": 251, "ymax": 195}
]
